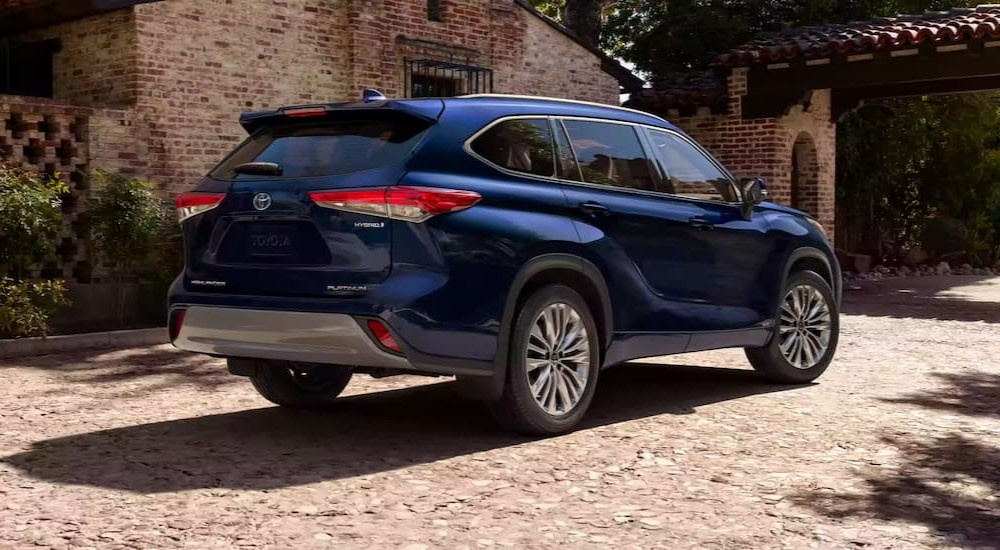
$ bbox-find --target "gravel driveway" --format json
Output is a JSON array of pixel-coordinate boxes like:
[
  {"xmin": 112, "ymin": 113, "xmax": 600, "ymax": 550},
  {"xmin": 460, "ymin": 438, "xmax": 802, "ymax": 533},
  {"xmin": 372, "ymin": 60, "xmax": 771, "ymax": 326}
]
[{"xmin": 1, "ymin": 275, "xmax": 998, "ymax": 549}]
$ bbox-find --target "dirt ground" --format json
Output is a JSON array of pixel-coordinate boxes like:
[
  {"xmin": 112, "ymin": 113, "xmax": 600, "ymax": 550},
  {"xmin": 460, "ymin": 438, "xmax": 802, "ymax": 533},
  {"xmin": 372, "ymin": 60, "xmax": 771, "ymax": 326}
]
[{"xmin": 1, "ymin": 275, "xmax": 998, "ymax": 549}]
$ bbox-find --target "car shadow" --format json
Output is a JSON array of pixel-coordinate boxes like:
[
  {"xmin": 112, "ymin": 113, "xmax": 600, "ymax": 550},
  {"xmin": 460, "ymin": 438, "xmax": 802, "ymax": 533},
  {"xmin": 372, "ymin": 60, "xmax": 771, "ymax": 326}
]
[
  {"xmin": 3, "ymin": 363, "xmax": 807, "ymax": 493},
  {"xmin": 841, "ymin": 275, "xmax": 1000, "ymax": 323}
]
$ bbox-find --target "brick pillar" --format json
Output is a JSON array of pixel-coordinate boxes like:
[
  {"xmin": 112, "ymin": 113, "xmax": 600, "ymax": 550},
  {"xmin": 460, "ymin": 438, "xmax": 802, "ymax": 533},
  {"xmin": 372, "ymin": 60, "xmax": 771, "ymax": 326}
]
[{"xmin": 670, "ymin": 71, "xmax": 836, "ymax": 240}]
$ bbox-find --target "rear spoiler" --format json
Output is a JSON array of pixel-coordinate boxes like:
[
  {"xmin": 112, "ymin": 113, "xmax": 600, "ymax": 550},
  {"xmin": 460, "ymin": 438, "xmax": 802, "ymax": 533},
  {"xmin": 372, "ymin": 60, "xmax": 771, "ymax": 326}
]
[{"xmin": 238, "ymin": 93, "xmax": 445, "ymax": 134}]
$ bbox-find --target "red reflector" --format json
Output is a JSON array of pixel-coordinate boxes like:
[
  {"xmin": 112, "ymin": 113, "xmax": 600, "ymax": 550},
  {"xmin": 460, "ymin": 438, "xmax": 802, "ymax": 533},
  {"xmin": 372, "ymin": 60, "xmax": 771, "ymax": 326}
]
[
  {"xmin": 367, "ymin": 319, "xmax": 402, "ymax": 353},
  {"xmin": 283, "ymin": 106, "xmax": 327, "ymax": 118},
  {"xmin": 169, "ymin": 309, "xmax": 186, "ymax": 342},
  {"xmin": 176, "ymin": 193, "xmax": 225, "ymax": 222},
  {"xmin": 309, "ymin": 186, "xmax": 481, "ymax": 223}
]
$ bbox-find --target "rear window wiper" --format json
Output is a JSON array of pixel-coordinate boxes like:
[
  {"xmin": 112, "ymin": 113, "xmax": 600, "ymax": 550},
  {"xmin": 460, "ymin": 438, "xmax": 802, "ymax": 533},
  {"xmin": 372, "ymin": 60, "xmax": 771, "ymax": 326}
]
[{"xmin": 233, "ymin": 161, "xmax": 282, "ymax": 176}]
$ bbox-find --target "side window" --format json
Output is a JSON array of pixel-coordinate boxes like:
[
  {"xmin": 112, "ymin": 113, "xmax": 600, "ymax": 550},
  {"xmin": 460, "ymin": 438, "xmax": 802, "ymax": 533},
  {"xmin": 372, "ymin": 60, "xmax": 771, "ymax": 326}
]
[
  {"xmin": 561, "ymin": 120, "xmax": 655, "ymax": 191},
  {"xmin": 647, "ymin": 130, "xmax": 737, "ymax": 202},
  {"xmin": 470, "ymin": 118, "xmax": 555, "ymax": 178}
]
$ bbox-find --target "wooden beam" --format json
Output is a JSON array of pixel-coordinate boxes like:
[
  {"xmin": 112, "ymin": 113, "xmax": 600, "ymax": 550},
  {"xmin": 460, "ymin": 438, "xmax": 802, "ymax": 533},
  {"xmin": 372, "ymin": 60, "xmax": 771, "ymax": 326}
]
[
  {"xmin": 830, "ymin": 74, "xmax": 1000, "ymax": 120},
  {"xmin": 747, "ymin": 43, "xmax": 1000, "ymax": 97}
]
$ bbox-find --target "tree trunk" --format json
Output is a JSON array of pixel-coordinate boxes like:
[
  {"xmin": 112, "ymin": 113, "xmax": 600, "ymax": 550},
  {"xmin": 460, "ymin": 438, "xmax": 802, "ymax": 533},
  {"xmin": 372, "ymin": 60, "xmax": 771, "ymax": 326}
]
[{"xmin": 562, "ymin": 0, "xmax": 602, "ymax": 49}]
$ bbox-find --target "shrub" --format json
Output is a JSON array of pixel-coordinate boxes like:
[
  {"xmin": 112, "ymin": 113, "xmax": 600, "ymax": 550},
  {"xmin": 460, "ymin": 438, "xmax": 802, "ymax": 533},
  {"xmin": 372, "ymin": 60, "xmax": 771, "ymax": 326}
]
[
  {"xmin": 920, "ymin": 217, "xmax": 968, "ymax": 263},
  {"xmin": 0, "ymin": 162, "xmax": 68, "ymax": 278},
  {"xmin": 0, "ymin": 277, "xmax": 70, "ymax": 338},
  {"xmin": 88, "ymin": 170, "xmax": 167, "ymax": 325}
]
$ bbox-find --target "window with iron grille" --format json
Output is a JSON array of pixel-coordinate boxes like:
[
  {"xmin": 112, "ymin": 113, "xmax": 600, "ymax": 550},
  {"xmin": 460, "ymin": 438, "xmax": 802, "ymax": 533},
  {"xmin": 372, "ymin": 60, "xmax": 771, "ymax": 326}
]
[{"xmin": 404, "ymin": 58, "xmax": 493, "ymax": 98}]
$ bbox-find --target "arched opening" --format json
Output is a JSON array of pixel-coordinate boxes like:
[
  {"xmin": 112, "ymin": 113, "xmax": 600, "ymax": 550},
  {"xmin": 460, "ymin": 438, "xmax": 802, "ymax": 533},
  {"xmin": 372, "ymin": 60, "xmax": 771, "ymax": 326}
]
[{"xmin": 791, "ymin": 132, "xmax": 820, "ymax": 215}]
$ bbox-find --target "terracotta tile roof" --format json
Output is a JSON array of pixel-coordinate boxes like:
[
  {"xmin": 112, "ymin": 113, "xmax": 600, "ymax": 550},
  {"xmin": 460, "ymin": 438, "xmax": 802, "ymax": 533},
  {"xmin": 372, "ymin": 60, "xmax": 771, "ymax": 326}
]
[
  {"xmin": 717, "ymin": 4, "xmax": 1000, "ymax": 67},
  {"xmin": 623, "ymin": 71, "xmax": 728, "ymax": 111}
]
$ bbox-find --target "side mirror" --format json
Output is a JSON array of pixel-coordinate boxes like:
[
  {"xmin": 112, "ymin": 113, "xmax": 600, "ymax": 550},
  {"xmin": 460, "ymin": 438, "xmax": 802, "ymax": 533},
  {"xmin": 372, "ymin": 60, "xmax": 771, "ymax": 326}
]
[{"xmin": 740, "ymin": 178, "xmax": 767, "ymax": 219}]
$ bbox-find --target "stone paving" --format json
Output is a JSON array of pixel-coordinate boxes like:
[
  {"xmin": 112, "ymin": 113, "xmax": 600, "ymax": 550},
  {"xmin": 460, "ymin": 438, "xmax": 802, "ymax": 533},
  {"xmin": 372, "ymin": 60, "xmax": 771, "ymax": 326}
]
[{"xmin": 1, "ymin": 275, "xmax": 999, "ymax": 549}]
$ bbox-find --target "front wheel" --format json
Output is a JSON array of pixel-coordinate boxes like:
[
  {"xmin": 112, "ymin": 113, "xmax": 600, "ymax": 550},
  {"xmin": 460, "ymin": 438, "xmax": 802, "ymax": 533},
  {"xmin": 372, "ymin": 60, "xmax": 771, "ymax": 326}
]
[
  {"xmin": 486, "ymin": 285, "xmax": 601, "ymax": 435},
  {"xmin": 746, "ymin": 270, "xmax": 839, "ymax": 384},
  {"xmin": 238, "ymin": 359, "xmax": 354, "ymax": 407}
]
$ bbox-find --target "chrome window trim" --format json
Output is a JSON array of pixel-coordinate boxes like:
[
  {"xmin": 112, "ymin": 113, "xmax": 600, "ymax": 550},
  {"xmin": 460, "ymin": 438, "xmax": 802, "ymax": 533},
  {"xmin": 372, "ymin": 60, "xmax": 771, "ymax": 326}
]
[{"xmin": 463, "ymin": 114, "xmax": 743, "ymax": 209}]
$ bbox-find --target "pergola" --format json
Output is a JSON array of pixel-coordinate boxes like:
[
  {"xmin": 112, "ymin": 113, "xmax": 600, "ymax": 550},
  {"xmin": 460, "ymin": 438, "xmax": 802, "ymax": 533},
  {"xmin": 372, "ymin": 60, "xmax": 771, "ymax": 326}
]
[{"xmin": 629, "ymin": 5, "xmax": 1000, "ymax": 241}]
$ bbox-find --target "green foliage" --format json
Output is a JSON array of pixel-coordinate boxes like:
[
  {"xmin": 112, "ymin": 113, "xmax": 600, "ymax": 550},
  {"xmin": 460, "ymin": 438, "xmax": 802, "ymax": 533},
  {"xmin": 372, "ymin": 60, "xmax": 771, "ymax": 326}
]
[
  {"xmin": 837, "ymin": 95, "xmax": 1000, "ymax": 264},
  {"xmin": 0, "ymin": 277, "xmax": 70, "ymax": 338},
  {"xmin": 0, "ymin": 163, "xmax": 68, "ymax": 278},
  {"xmin": 88, "ymin": 169, "xmax": 167, "ymax": 275},
  {"xmin": 88, "ymin": 170, "xmax": 168, "ymax": 327}
]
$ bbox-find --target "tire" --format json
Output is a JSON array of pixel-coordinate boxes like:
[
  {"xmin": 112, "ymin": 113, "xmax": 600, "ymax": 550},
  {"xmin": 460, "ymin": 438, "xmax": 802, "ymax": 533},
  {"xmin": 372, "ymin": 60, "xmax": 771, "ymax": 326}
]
[
  {"xmin": 746, "ymin": 270, "xmax": 839, "ymax": 384},
  {"xmin": 486, "ymin": 284, "xmax": 601, "ymax": 435},
  {"xmin": 239, "ymin": 359, "xmax": 353, "ymax": 408}
]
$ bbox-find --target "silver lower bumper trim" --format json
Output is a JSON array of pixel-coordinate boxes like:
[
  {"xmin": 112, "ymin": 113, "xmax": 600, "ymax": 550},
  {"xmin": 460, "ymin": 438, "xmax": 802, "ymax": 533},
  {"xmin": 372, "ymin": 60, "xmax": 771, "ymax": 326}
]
[{"xmin": 173, "ymin": 306, "xmax": 411, "ymax": 369}]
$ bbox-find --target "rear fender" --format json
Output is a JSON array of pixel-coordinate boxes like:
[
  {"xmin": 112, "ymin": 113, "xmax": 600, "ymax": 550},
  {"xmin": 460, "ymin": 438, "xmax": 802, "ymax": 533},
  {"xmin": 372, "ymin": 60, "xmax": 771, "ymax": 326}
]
[{"xmin": 457, "ymin": 253, "xmax": 611, "ymax": 400}]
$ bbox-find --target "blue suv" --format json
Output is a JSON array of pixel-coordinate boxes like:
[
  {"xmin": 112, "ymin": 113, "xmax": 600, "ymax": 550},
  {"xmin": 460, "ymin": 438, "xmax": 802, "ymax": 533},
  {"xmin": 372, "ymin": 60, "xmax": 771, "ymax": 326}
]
[{"xmin": 169, "ymin": 92, "xmax": 841, "ymax": 435}]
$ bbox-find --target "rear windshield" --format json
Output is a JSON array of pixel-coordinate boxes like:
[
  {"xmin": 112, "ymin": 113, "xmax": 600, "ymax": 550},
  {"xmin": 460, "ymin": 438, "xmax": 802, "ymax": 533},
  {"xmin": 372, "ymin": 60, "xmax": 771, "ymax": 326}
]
[{"xmin": 210, "ymin": 115, "xmax": 431, "ymax": 180}]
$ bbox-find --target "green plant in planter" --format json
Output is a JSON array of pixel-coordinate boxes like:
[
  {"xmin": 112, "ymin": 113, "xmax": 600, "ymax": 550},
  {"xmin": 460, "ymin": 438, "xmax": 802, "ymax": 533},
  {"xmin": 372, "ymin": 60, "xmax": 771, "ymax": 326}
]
[
  {"xmin": 88, "ymin": 170, "xmax": 167, "ymax": 327},
  {"xmin": 0, "ymin": 162, "xmax": 68, "ymax": 278},
  {"xmin": 0, "ymin": 277, "xmax": 70, "ymax": 338}
]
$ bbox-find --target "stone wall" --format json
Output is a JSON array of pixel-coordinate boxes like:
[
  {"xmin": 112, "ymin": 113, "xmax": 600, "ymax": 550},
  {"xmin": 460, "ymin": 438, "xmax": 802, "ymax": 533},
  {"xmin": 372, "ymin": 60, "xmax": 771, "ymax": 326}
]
[{"xmin": 666, "ymin": 69, "xmax": 837, "ymax": 237}]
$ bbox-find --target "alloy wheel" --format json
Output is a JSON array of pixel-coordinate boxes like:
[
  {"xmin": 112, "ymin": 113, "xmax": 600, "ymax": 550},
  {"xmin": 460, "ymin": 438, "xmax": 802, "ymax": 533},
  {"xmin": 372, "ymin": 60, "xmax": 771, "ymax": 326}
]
[
  {"xmin": 778, "ymin": 284, "xmax": 832, "ymax": 369},
  {"xmin": 525, "ymin": 302, "xmax": 591, "ymax": 415}
]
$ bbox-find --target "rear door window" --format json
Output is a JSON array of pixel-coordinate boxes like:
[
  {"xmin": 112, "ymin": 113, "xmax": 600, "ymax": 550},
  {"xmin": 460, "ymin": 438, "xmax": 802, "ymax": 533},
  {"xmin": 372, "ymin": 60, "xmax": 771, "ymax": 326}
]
[
  {"xmin": 469, "ymin": 118, "xmax": 555, "ymax": 178},
  {"xmin": 560, "ymin": 119, "xmax": 656, "ymax": 192},
  {"xmin": 210, "ymin": 117, "xmax": 430, "ymax": 180}
]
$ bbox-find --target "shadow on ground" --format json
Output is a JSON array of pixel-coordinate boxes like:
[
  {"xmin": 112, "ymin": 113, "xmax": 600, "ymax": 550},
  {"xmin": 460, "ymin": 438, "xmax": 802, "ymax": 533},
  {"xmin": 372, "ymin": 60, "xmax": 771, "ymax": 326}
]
[
  {"xmin": 12, "ymin": 346, "xmax": 232, "ymax": 392},
  {"xmin": 842, "ymin": 275, "xmax": 1000, "ymax": 323},
  {"xmin": 795, "ymin": 369, "xmax": 1000, "ymax": 547},
  {"xmin": 883, "ymin": 371, "xmax": 1000, "ymax": 419},
  {"xmin": 3, "ymin": 364, "xmax": 805, "ymax": 493},
  {"xmin": 794, "ymin": 434, "xmax": 1000, "ymax": 548}
]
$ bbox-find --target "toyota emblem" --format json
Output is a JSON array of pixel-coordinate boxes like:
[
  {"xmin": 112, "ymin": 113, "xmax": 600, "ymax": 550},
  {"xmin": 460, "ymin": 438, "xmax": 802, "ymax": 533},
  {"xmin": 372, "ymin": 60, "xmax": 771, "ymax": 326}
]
[{"xmin": 252, "ymin": 192, "xmax": 272, "ymax": 211}]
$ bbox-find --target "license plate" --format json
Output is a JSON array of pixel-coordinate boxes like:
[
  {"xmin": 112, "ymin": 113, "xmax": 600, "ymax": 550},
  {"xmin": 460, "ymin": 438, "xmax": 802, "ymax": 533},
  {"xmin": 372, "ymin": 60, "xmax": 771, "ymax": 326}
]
[{"xmin": 249, "ymin": 232, "xmax": 293, "ymax": 255}]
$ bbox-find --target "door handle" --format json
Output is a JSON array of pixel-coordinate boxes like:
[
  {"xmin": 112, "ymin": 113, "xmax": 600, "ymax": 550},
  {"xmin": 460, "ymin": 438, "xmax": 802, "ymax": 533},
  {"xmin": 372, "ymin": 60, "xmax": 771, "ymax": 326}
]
[
  {"xmin": 688, "ymin": 216, "xmax": 715, "ymax": 230},
  {"xmin": 578, "ymin": 201, "xmax": 611, "ymax": 218}
]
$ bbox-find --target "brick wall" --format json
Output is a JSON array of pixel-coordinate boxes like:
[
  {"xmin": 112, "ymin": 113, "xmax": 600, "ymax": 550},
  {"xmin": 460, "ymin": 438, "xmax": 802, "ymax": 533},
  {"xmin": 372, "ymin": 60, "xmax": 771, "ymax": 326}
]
[
  {"xmin": 492, "ymin": 3, "xmax": 619, "ymax": 105},
  {"xmin": 668, "ymin": 69, "xmax": 836, "ymax": 237},
  {"xmin": 130, "ymin": 0, "xmax": 354, "ymax": 193},
  {"xmin": 21, "ymin": 10, "xmax": 139, "ymax": 108},
  {"xmin": 115, "ymin": 0, "xmax": 620, "ymax": 193},
  {"xmin": 0, "ymin": 95, "xmax": 140, "ymax": 281}
]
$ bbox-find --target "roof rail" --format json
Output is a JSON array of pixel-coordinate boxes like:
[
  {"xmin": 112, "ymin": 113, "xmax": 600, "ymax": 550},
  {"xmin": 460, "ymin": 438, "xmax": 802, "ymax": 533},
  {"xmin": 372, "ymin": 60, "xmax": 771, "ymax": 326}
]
[{"xmin": 455, "ymin": 93, "xmax": 668, "ymax": 124}]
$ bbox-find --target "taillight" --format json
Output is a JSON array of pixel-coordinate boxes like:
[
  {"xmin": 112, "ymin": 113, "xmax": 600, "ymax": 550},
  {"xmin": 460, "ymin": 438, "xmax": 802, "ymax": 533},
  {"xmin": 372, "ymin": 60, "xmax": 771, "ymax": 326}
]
[
  {"xmin": 367, "ymin": 319, "xmax": 402, "ymax": 353},
  {"xmin": 176, "ymin": 193, "xmax": 225, "ymax": 222},
  {"xmin": 309, "ymin": 186, "xmax": 481, "ymax": 223}
]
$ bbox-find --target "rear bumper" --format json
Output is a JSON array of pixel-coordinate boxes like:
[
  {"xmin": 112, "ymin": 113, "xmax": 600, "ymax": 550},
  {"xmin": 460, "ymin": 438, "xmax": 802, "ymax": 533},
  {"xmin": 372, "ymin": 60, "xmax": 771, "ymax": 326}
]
[{"xmin": 172, "ymin": 306, "xmax": 411, "ymax": 369}]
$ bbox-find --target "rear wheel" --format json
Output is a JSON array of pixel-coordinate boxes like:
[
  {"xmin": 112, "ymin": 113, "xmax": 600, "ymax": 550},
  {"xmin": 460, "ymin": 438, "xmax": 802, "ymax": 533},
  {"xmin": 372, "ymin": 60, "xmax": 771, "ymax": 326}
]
[
  {"xmin": 746, "ymin": 270, "xmax": 839, "ymax": 384},
  {"xmin": 486, "ymin": 285, "xmax": 600, "ymax": 435},
  {"xmin": 239, "ymin": 359, "xmax": 354, "ymax": 407}
]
